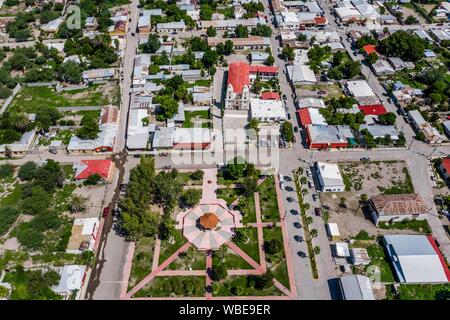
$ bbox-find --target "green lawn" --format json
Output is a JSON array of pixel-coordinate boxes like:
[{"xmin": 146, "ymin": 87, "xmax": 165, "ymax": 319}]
[
  {"xmin": 134, "ymin": 276, "xmax": 205, "ymax": 298},
  {"xmin": 129, "ymin": 237, "xmax": 155, "ymax": 288},
  {"xmin": 236, "ymin": 195, "xmax": 257, "ymax": 223},
  {"xmin": 234, "ymin": 227, "xmax": 260, "ymax": 264},
  {"xmin": 182, "ymin": 110, "xmax": 211, "ymax": 128},
  {"xmin": 176, "ymin": 172, "xmax": 203, "ymax": 186},
  {"xmin": 213, "ymin": 275, "xmax": 282, "ymax": 297},
  {"xmin": 158, "ymin": 229, "xmax": 187, "ymax": 264},
  {"xmin": 363, "ymin": 244, "xmax": 395, "ymax": 283},
  {"xmin": 216, "ymin": 188, "xmax": 244, "ymax": 205},
  {"xmin": 53, "ymin": 183, "xmax": 76, "ymax": 213},
  {"xmin": 378, "ymin": 219, "xmax": 431, "ymax": 234},
  {"xmin": 263, "ymin": 227, "xmax": 290, "ymax": 289},
  {"xmin": 9, "ymin": 85, "xmax": 113, "ymax": 113},
  {"xmin": 258, "ymin": 177, "xmax": 279, "ymax": 222},
  {"xmin": 0, "ymin": 183, "xmax": 22, "ymax": 207},
  {"xmin": 213, "ymin": 249, "xmax": 253, "ymax": 270},
  {"xmin": 386, "ymin": 283, "xmax": 450, "ymax": 300}
]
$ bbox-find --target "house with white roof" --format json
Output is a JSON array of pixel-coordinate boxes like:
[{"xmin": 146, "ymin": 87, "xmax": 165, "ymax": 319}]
[
  {"xmin": 339, "ymin": 275, "xmax": 376, "ymax": 300},
  {"xmin": 126, "ymin": 109, "xmax": 150, "ymax": 150},
  {"xmin": 314, "ymin": 161, "xmax": 345, "ymax": 192},
  {"xmin": 250, "ymin": 98, "xmax": 287, "ymax": 122},
  {"xmin": 52, "ymin": 265, "xmax": 87, "ymax": 299}
]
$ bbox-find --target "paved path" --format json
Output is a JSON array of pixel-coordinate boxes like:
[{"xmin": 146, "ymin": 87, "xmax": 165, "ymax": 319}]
[
  {"xmin": 253, "ymin": 192, "xmax": 267, "ymax": 271},
  {"xmin": 206, "ymin": 252, "xmax": 213, "ymax": 300},
  {"xmin": 201, "ymin": 168, "xmax": 218, "ymax": 201},
  {"xmin": 151, "ymin": 237, "xmax": 161, "ymax": 272},
  {"xmin": 126, "ymin": 242, "xmax": 192, "ymax": 298}
]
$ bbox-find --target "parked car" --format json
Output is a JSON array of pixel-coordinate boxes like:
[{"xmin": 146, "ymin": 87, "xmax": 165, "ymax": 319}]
[
  {"xmin": 294, "ymin": 126, "xmax": 298, "ymax": 133},
  {"xmin": 306, "ymin": 169, "xmax": 311, "ymax": 177},
  {"xmin": 280, "ymin": 182, "xmax": 285, "ymax": 190},
  {"xmin": 308, "ymin": 181, "xmax": 313, "ymax": 189},
  {"xmin": 312, "ymin": 194, "xmax": 318, "ymax": 201},
  {"xmin": 279, "ymin": 174, "xmax": 285, "ymax": 182},
  {"xmin": 314, "ymin": 208, "xmax": 321, "ymax": 216},
  {"xmin": 360, "ymin": 157, "xmax": 370, "ymax": 162},
  {"xmin": 102, "ymin": 207, "xmax": 110, "ymax": 218},
  {"xmin": 287, "ymin": 197, "xmax": 294, "ymax": 202}
]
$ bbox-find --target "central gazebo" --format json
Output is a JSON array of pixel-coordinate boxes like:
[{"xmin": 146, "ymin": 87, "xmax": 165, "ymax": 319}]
[{"xmin": 178, "ymin": 203, "xmax": 239, "ymax": 251}]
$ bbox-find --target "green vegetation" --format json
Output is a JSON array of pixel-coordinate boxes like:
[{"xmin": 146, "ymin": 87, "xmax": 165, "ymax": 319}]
[
  {"xmin": 319, "ymin": 96, "xmax": 364, "ymax": 130},
  {"xmin": 378, "ymin": 167, "xmax": 414, "ymax": 194},
  {"xmin": 134, "ymin": 276, "xmax": 205, "ymax": 298},
  {"xmin": 378, "ymin": 219, "xmax": 431, "ymax": 234},
  {"xmin": 4, "ymin": 266, "xmax": 62, "ymax": 300},
  {"xmin": 182, "ymin": 110, "xmax": 210, "ymax": 128},
  {"xmin": 378, "ymin": 30, "xmax": 426, "ymax": 62},
  {"xmin": 357, "ymin": 243, "xmax": 395, "ymax": 282},
  {"xmin": 10, "ymin": 85, "xmax": 113, "ymax": 113},
  {"xmin": 386, "ymin": 283, "xmax": 450, "ymax": 300},
  {"xmin": 129, "ymin": 237, "xmax": 155, "ymax": 288},
  {"xmin": 258, "ymin": 177, "xmax": 279, "ymax": 221},
  {"xmin": 263, "ymin": 227, "xmax": 289, "ymax": 289},
  {"xmin": 327, "ymin": 51, "xmax": 361, "ymax": 80},
  {"xmin": 216, "ymin": 187, "xmax": 244, "ymax": 205}
]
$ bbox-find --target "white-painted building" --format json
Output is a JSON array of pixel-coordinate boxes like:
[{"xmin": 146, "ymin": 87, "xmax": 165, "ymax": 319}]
[{"xmin": 314, "ymin": 162, "xmax": 345, "ymax": 192}]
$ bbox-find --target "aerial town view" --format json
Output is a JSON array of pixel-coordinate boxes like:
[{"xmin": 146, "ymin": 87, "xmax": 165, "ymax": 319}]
[{"xmin": 0, "ymin": 0, "xmax": 448, "ymax": 304}]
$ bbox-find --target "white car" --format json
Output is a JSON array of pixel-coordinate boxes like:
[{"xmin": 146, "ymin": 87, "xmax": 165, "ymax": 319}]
[
  {"xmin": 280, "ymin": 182, "xmax": 285, "ymax": 190},
  {"xmin": 306, "ymin": 169, "xmax": 311, "ymax": 178},
  {"xmin": 279, "ymin": 174, "xmax": 285, "ymax": 183}
]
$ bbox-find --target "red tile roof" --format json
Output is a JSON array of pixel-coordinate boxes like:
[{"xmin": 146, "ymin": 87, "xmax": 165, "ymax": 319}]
[
  {"xmin": 427, "ymin": 235, "xmax": 450, "ymax": 281},
  {"xmin": 75, "ymin": 160, "xmax": 112, "ymax": 180},
  {"xmin": 314, "ymin": 16, "xmax": 327, "ymax": 25},
  {"xmin": 227, "ymin": 62, "xmax": 250, "ymax": 94},
  {"xmin": 363, "ymin": 44, "xmax": 377, "ymax": 56},
  {"xmin": 358, "ymin": 104, "xmax": 387, "ymax": 115},
  {"xmin": 261, "ymin": 91, "xmax": 280, "ymax": 100},
  {"xmin": 442, "ymin": 157, "xmax": 450, "ymax": 173},
  {"xmin": 297, "ymin": 109, "xmax": 312, "ymax": 126},
  {"xmin": 249, "ymin": 65, "xmax": 279, "ymax": 74}
]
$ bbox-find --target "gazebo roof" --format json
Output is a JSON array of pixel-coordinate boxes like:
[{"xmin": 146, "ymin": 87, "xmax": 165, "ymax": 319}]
[{"xmin": 200, "ymin": 213, "xmax": 219, "ymax": 229}]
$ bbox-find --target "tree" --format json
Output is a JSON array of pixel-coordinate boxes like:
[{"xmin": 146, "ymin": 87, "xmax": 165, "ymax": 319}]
[
  {"xmin": 313, "ymin": 246, "xmax": 321, "ymax": 255},
  {"xmin": 141, "ymin": 34, "xmax": 161, "ymax": 53},
  {"xmin": 0, "ymin": 164, "xmax": 14, "ymax": 179},
  {"xmin": 226, "ymin": 157, "xmax": 246, "ymax": 180},
  {"xmin": 22, "ymin": 186, "xmax": 51, "ymax": 215},
  {"xmin": 297, "ymin": 33, "xmax": 307, "ymax": 41},
  {"xmin": 211, "ymin": 263, "xmax": 227, "ymax": 281},
  {"xmin": 378, "ymin": 30, "xmax": 425, "ymax": 61},
  {"xmin": 59, "ymin": 61, "xmax": 82, "ymax": 83},
  {"xmin": 281, "ymin": 47, "xmax": 295, "ymax": 61},
  {"xmin": 155, "ymin": 95, "xmax": 179, "ymax": 121},
  {"xmin": 76, "ymin": 115, "xmax": 99, "ymax": 140},
  {"xmin": 250, "ymin": 24, "xmax": 272, "ymax": 37},
  {"xmin": 303, "ymin": 203, "xmax": 310, "ymax": 211},
  {"xmin": 378, "ymin": 112, "xmax": 396, "ymax": 125},
  {"xmin": 180, "ymin": 189, "xmax": 201, "ymax": 207},
  {"xmin": 264, "ymin": 55, "xmax": 274, "ymax": 66},
  {"xmin": 190, "ymin": 169, "xmax": 204, "ymax": 181},
  {"xmin": 305, "ymin": 216, "xmax": 313, "ymax": 226},
  {"xmin": 300, "ymin": 176, "xmax": 308, "ymax": 185},
  {"xmin": 33, "ymin": 159, "xmax": 64, "ymax": 191},
  {"xmin": 250, "ymin": 271, "xmax": 273, "ymax": 290},
  {"xmin": 121, "ymin": 211, "xmax": 160, "ymax": 241},
  {"xmin": 242, "ymin": 176, "xmax": 258, "ymax": 197},
  {"xmin": 68, "ymin": 194, "xmax": 88, "ymax": 213},
  {"xmin": 83, "ymin": 173, "xmax": 102, "ymax": 186},
  {"xmin": 248, "ymin": 118, "xmax": 260, "ymax": 134},
  {"xmin": 234, "ymin": 24, "xmax": 248, "ymax": 38},
  {"xmin": 206, "ymin": 26, "xmax": 216, "ymax": 37},
  {"xmin": 404, "ymin": 15, "xmax": 419, "ymax": 25},
  {"xmin": 281, "ymin": 121, "xmax": 294, "ymax": 142},
  {"xmin": 366, "ymin": 52, "xmax": 379, "ymax": 65},
  {"xmin": 264, "ymin": 238, "xmax": 283, "ymax": 254},
  {"xmin": 310, "ymin": 228, "xmax": 318, "ymax": 238},
  {"xmin": 0, "ymin": 85, "xmax": 11, "ymax": 99}
]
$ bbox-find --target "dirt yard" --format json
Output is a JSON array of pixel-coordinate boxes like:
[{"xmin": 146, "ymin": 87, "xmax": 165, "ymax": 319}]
[{"xmin": 320, "ymin": 161, "xmax": 415, "ymax": 238}]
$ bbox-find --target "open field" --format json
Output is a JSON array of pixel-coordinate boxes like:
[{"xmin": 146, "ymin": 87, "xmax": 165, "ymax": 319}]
[{"xmin": 9, "ymin": 83, "xmax": 118, "ymax": 113}]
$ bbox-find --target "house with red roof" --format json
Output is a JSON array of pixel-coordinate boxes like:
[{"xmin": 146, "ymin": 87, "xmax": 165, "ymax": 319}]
[
  {"xmin": 358, "ymin": 104, "xmax": 387, "ymax": 116},
  {"xmin": 439, "ymin": 157, "xmax": 450, "ymax": 181},
  {"xmin": 362, "ymin": 44, "xmax": 378, "ymax": 56},
  {"xmin": 249, "ymin": 65, "xmax": 279, "ymax": 80},
  {"xmin": 74, "ymin": 160, "xmax": 113, "ymax": 181}
]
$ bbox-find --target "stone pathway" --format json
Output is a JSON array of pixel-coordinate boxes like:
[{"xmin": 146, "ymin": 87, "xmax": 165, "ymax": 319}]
[
  {"xmin": 205, "ymin": 252, "xmax": 213, "ymax": 300},
  {"xmin": 201, "ymin": 168, "xmax": 218, "ymax": 201}
]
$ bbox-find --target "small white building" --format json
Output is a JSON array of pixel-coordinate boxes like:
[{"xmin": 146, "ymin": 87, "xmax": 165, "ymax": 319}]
[
  {"xmin": 339, "ymin": 275, "xmax": 376, "ymax": 300},
  {"xmin": 326, "ymin": 223, "xmax": 341, "ymax": 240},
  {"xmin": 314, "ymin": 162, "xmax": 345, "ymax": 192},
  {"xmin": 66, "ymin": 217, "xmax": 99, "ymax": 254},
  {"xmin": 335, "ymin": 242, "xmax": 350, "ymax": 258},
  {"xmin": 52, "ymin": 265, "xmax": 87, "ymax": 299}
]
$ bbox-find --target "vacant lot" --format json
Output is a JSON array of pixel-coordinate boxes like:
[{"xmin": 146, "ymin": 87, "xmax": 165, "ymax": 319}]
[
  {"xmin": 9, "ymin": 83, "xmax": 118, "ymax": 113},
  {"xmin": 322, "ymin": 161, "xmax": 415, "ymax": 238}
]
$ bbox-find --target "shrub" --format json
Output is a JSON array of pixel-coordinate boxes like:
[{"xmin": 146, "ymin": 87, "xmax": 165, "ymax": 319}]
[{"xmin": 0, "ymin": 164, "xmax": 14, "ymax": 179}]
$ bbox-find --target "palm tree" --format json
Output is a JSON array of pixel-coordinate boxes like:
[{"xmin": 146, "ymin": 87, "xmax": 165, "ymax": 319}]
[
  {"xmin": 305, "ymin": 216, "xmax": 313, "ymax": 226},
  {"xmin": 12, "ymin": 113, "xmax": 30, "ymax": 131},
  {"xmin": 301, "ymin": 188, "xmax": 309, "ymax": 196},
  {"xmin": 300, "ymin": 176, "xmax": 308, "ymax": 185},
  {"xmin": 303, "ymin": 203, "xmax": 310, "ymax": 211},
  {"xmin": 68, "ymin": 194, "xmax": 88, "ymax": 213},
  {"xmin": 310, "ymin": 228, "xmax": 318, "ymax": 238},
  {"xmin": 313, "ymin": 246, "xmax": 321, "ymax": 256}
]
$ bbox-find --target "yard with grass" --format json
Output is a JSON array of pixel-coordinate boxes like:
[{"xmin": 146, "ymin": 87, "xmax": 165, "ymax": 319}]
[
  {"xmin": 386, "ymin": 283, "xmax": 450, "ymax": 300},
  {"xmin": 263, "ymin": 227, "xmax": 290, "ymax": 289},
  {"xmin": 258, "ymin": 177, "xmax": 279, "ymax": 222},
  {"xmin": 176, "ymin": 171, "xmax": 203, "ymax": 186},
  {"xmin": 9, "ymin": 84, "xmax": 116, "ymax": 113},
  {"xmin": 352, "ymin": 243, "xmax": 395, "ymax": 283},
  {"xmin": 216, "ymin": 187, "xmax": 244, "ymax": 205},
  {"xmin": 213, "ymin": 275, "xmax": 282, "ymax": 297},
  {"xmin": 236, "ymin": 195, "xmax": 257, "ymax": 224},
  {"xmin": 213, "ymin": 248, "xmax": 253, "ymax": 270},
  {"xmin": 158, "ymin": 229, "xmax": 187, "ymax": 264},
  {"xmin": 182, "ymin": 110, "xmax": 211, "ymax": 129},
  {"xmin": 134, "ymin": 276, "xmax": 205, "ymax": 298},
  {"xmin": 129, "ymin": 237, "xmax": 155, "ymax": 289},
  {"xmin": 378, "ymin": 219, "xmax": 431, "ymax": 234},
  {"xmin": 233, "ymin": 227, "xmax": 260, "ymax": 263}
]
